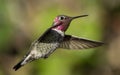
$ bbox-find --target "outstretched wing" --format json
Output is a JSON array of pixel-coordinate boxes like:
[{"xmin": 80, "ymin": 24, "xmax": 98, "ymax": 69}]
[{"xmin": 59, "ymin": 35, "xmax": 103, "ymax": 49}]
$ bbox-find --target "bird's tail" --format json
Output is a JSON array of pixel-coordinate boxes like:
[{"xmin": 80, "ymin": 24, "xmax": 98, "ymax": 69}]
[
  {"xmin": 13, "ymin": 60, "xmax": 24, "ymax": 71},
  {"xmin": 13, "ymin": 54, "xmax": 33, "ymax": 71}
]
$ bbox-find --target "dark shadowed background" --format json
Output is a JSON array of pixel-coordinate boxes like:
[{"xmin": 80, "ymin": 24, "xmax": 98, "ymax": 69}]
[{"xmin": 0, "ymin": 0, "xmax": 120, "ymax": 75}]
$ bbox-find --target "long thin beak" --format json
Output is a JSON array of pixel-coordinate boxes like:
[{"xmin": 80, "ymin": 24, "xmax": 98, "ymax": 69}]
[{"xmin": 72, "ymin": 15, "xmax": 88, "ymax": 20}]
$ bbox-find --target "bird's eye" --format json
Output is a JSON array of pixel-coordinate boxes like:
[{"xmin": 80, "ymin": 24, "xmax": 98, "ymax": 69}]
[{"xmin": 59, "ymin": 16, "xmax": 66, "ymax": 20}]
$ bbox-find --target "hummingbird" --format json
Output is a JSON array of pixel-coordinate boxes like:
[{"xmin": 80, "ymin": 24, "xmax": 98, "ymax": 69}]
[{"xmin": 13, "ymin": 15, "xmax": 103, "ymax": 71}]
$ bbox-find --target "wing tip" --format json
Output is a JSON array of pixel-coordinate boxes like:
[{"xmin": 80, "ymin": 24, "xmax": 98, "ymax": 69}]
[{"xmin": 95, "ymin": 41, "xmax": 104, "ymax": 46}]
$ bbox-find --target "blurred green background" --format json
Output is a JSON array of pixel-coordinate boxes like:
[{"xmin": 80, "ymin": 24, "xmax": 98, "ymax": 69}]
[{"xmin": 0, "ymin": 0, "xmax": 120, "ymax": 75}]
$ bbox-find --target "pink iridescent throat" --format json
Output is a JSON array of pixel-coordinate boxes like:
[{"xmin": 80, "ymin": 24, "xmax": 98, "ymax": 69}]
[
  {"xmin": 52, "ymin": 24, "xmax": 65, "ymax": 31},
  {"xmin": 56, "ymin": 25, "xmax": 65, "ymax": 30},
  {"xmin": 52, "ymin": 17, "xmax": 65, "ymax": 31}
]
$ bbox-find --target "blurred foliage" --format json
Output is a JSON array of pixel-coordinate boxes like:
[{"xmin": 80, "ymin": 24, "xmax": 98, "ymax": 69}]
[{"xmin": 1, "ymin": 0, "xmax": 117, "ymax": 75}]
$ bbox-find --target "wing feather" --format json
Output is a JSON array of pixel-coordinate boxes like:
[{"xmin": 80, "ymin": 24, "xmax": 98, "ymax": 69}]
[{"xmin": 59, "ymin": 35, "xmax": 103, "ymax": 50}]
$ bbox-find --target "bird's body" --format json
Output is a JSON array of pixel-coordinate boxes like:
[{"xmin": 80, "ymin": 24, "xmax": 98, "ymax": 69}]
[
  {"xmin": 32, "ymin": 29, "xmax": 64, "ymax": 58},
  {"xmin": 13, "ymin": 15, "xmax": 103, "ymax": 71}
]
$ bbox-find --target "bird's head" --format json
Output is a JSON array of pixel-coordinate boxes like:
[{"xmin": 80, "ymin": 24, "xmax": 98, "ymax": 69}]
[{"xmin": 51, "ymin": 15, "xmax": 88, "ymax": 32}]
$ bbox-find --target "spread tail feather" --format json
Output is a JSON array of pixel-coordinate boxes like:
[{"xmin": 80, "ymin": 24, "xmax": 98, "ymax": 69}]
[
  {"xmin": 13, "ymin": 54, "xmax": 34, "ymax": 71},
  {"xmin": 13, "ymin": 60, "xmax": 23, "ymax": 71}
]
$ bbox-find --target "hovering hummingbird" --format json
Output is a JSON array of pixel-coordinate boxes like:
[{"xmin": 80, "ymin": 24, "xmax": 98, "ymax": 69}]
[{"xmin": 13, "ymin": 15, "xmax": 103, "ymax": 71}]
